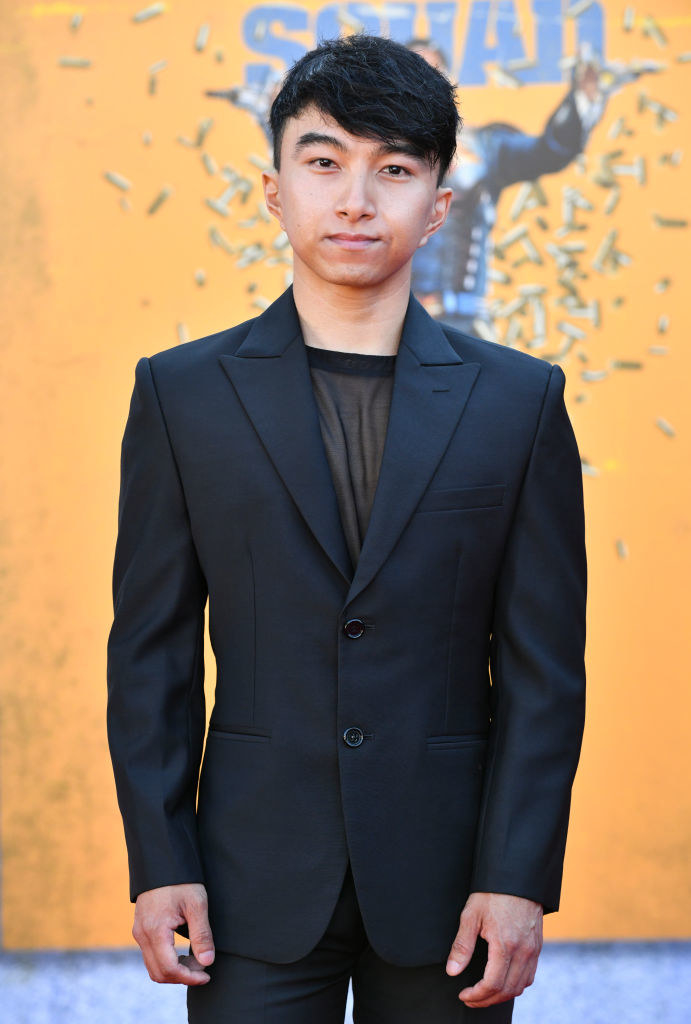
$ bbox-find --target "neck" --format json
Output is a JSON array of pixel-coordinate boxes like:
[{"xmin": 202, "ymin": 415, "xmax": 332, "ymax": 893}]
[{"xmin": 291, "ymin": 262, "xmax": 412, "ymax": 356}]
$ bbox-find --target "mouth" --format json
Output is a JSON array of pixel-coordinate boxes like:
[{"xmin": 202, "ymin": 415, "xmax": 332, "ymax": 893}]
[{"xmin": 326, "ymin": 234, "xmax": 380, "ymax": 251}]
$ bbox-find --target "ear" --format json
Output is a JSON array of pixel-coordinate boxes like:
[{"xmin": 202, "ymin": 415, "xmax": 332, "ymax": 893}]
[
  {"xmin": 262, "ymin": 170, "xmax": 284, "ymax": 229},
  {"xmin": 418, "ymin": 186, "xmax": 453, "ymax": 248}
]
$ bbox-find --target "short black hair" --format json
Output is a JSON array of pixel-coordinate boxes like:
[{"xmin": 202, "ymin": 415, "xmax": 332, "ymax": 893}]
[{"xmin": 269, "ymin": 34, "xmax": 461, "ymax": 185}]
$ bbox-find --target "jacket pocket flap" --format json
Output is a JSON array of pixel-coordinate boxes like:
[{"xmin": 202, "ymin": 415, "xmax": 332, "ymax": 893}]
[{"xmin": 416, "ymin": 484, "xmax": 505, "ymax": 513}]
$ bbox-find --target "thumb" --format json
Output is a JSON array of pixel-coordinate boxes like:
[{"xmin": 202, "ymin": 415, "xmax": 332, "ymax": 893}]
[
  {"xmin": 186, "ymin": 896, "xmax": 215, "ymax": 968},
  {"xmin": 446, "ymin": 902, "xmax": 480, "ymax": 977}
]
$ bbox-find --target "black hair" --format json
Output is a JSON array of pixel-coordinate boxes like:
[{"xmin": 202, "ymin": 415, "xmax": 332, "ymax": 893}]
[
  {"xmin": 269, "ymin": 34, "xmax": 461, "ymax": 185},
  {"xmin": 406, "ymin": 37, "xmax": 450, "ymax": 73}
]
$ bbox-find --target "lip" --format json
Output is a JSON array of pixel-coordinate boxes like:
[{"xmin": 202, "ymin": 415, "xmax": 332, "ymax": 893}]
[{"xmin": 326, "ymin": 234, "xmax": 380, "ymax": 251}]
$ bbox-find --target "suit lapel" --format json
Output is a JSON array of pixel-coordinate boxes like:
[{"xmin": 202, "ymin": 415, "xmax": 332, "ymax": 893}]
[
  {"xmin": 218, "ymin": 287, "xmax": 353, "ymax": 585},
  {"xmin": 218, "ymin": 286, "xmax": 482, "ymax": 604},
  {"xmin": 345, "ymin": 296, "xmax": 481, "ymax": 607}
]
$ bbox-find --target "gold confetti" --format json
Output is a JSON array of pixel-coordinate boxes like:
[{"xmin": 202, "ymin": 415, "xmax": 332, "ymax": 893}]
[
  {"xmin": 70, "ymin": 13, "xmax": 83, "ymax": 31},
  {"xmin": 615, "ymin": 539, "xmax": 629, "ymax": 559},
  {"xmin": 337, "ymin": 5, "xmax": 365, "ymax": 32},
  {"xmin": 177, "ymin": 322, "xmax": 189, "ymax": 344},
  {"xmin": 208, "ymin": 226, "xmax": 234, "ymax": 255},
  {"xmin": 654, "ymin": 277, "xmax": 671, "ymax": 293},
  {"xmin": 147, "ymin": 186, "xmax": 172, "ymax": 215},
  {"xmin": 604, "ymin": 186, "xmax": 622, "ymax": 215},
  {"xmin": 505, "ymin": 57, "xmax": 537, "ymax": 72},
  {"xmin": 623, "ymin": 6, "xmax": 635, "ymax": 32},
  {"xmin": 653, "ymin": 213, "xmax": 688, "ymax": 228},
  {"xmin": 657, "ymin": 314, "xmax": 669, "ymax": 334},
  {"xmin": 487, "ymin": 267, "xmax": 512, "ymax": 285},
  {"xmin": 611, "ymin": 359, "xmax": 643, "ymax": 370},
  {"xmin": 133, "ymin": 3, "xmax": 166, "ymax": 24},
  {"xmin": 611, "ymin": 157, "xmax": 646, "ymax": 185},
  {"xmin": 104, "ymin": 170, "xmax": 131, "ymax": 191},
  {"xmin": 655, "ymin": 417, "xmax": 676, "ymax": 437},
  {"xmin": 504, "ymin": 317, "xmax": 523, "ymax": 347},
  {"xmin": 566, "ymin": 0, "xmax": 595, "ymax": 18},
  {"xmin": 58, "ymin": 56, "xmax": 92, "ymax": 68},
  {"xmin": 194, "ymin": 269, "xmax": 207, "ymax": 286},
  {"xmin": 273, "ymin": 231, "xmax": 290, "ymax": 250},
  {"xmin": 201, "ymin": 153, "xmax": 217, "ymax": 176},
  {"xmin": 489, "ymin": 66, "xmax": 522, "ymax": 89},
  {"xmin": 196, "ymin": 118, "xmax": 214, "ymax": 148},
  {"xmin": 195, "ymin": 24, "xmax": 210, "ymax": 52},
  {"xmin": 205, "ymin": 198, "xmax": 230, "ymax": 217},
  {"xmin": 641, "ymin": 14, "xmax": 667, "ymax": 48},
  {"xmin": 557, "ymin": 321, "xmax": 587, "ymax": 340}
]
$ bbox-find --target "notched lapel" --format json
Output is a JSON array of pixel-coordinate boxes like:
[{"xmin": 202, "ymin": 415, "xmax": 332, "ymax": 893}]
[
  {"xmin": 218, "ymin": 288, "xmax": 353, "ymax": 585},
  {"xmin": 345, "ymin": 297, "xmax": 481, "ymax": 608}
]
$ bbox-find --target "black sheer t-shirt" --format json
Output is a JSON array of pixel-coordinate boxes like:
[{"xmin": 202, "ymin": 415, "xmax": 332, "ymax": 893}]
[{"xmin": 305, "ymin": 344, "xmax": 397, "ymax": 576}]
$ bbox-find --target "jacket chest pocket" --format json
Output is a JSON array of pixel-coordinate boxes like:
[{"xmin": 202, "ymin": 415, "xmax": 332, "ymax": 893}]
[{"xmin": 415, "ymin": 484, "xmax": 505, "ymax": 514}]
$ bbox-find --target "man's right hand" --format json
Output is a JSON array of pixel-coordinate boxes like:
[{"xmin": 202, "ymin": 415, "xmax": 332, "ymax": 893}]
[{"xmin": 132, "ymin": 883, "xmax": 215, "ymax": 985}]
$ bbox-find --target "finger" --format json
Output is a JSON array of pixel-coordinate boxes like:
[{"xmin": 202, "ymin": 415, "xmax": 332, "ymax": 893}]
[
  {"xmin": 186, "ymin": 896, "xmax": 215, "ymax": 968},
  {"xmin": 178, "ymin": 952, "xmax": 213, "ymax": 976},
  {"xmin": 458, "ymin": 941, "xmax": 511, "ymax": 1006},
  {"xmin": 146, "ymin": 925, "xmax": 211, "ymax": 985},
  {"xmin": 446, "ymin": 906, "xmax": 480, "ymax": 976}
]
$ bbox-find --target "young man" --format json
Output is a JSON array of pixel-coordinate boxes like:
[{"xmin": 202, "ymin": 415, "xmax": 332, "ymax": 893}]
[{"xmin": 107, "ymin": 34, "xmax": 587, "ymax": 1023}]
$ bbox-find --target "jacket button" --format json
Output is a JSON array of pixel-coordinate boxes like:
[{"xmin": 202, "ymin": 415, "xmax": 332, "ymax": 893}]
[
  {"xmin": 343, "ymin": 727, "xmax": 364, "ymax": 747},
  {"xmin": 343, "ymin": 617, "xmax": 365, "ymax": 638}
]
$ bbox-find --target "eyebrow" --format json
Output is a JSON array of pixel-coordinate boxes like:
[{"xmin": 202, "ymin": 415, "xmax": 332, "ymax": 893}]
[{"xmin": 293, "ymin": 131, "xmax": 427, "ymax": 164}]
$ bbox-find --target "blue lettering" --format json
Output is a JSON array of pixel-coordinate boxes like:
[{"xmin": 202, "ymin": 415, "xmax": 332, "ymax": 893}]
[
  {"xmin": 316, "ymin": 5, "xmax": 381, "ymax": 43},
  {"xmin": 574, "ymin": 1, "xmax": 605, "ymax": 61},
  {"xmin": 242, "ymin": 6, "xmax": 308, "ymax": 85},
  {"xmin": 384, "ymin": 3, "xmax": 417, "ymax": 45},
  {"xmin": 518, "ymin": 0, "xmax": 562, "ymax": 84},
  {"xmin": 459, "ymin": 1, "xmax": 527, "ymax": 85},
  {"xmin": 426, "ymin": 3, "xmax": 458, "ymax": 70}
]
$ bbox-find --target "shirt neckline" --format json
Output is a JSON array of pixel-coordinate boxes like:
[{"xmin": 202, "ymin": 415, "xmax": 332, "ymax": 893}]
[{"xmin": 304, "ymin": 344, "xmax": 396, "ymax": 377}]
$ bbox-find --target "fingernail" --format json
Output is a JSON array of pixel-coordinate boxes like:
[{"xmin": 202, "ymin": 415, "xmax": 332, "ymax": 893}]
[
  {"xmin": 198, "ymin": 951, "xmax": 215, "ymax": 966},
  {"xmin": 446, "ymin": 960, "xmax": 461, "ymax": 975}
]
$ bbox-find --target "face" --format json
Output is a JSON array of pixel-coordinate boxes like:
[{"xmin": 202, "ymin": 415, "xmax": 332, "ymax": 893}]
[{"xmin": 262, "ymin": 105, "xmax": 452, "ymax": 293}]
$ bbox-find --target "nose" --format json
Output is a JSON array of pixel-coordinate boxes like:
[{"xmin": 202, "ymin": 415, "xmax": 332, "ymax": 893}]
[{"xmin": 336, "ymin": 170, "xmax": 376, "ymax": 221}]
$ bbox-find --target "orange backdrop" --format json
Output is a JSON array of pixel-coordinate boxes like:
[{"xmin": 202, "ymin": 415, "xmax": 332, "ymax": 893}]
[{"xmin": 1, "ymin": 0, "xmax": 690, "ymax": 948}]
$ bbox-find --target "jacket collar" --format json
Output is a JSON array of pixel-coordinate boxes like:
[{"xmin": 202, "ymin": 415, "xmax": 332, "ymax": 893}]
[{"xmin": 219, "ymin": 286, "xmax": 481, "ymax": 606}]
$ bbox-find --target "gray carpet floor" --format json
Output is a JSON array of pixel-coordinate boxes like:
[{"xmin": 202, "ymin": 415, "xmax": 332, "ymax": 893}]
[{"xmin": 1, "ymin": 943, "xmax": 688, "ymax": 1022}]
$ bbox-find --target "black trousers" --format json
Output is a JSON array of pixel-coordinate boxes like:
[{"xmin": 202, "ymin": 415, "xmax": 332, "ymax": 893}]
[{"xmin": 187, "ymin": 861, "xmax": 513, "ymax": 1023}]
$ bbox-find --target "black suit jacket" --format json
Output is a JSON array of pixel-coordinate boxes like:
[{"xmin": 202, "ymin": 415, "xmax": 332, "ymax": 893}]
[{"xmin": 106, "ymin": 286, "xmax": 586, "ymax": 966}]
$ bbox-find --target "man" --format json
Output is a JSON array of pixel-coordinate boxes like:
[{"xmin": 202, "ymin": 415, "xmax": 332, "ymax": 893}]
[{"xmin": 107, "ymin": 34, "xmax": 587, "ymax": 1023}]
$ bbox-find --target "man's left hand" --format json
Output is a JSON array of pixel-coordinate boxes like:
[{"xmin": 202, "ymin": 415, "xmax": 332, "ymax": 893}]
[{"xmin": 446, "ymin": 892, "xmax": 543, "ymax": 1007}]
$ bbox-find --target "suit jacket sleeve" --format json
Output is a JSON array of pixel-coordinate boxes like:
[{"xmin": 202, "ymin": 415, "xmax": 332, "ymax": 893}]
[
  {"xmin": 470, "ymin": 362, "xmax": 587, "ymax": 913},
  {"xmin": 107, "ymin": 356, "xmax": 208, "ymax": 902}
]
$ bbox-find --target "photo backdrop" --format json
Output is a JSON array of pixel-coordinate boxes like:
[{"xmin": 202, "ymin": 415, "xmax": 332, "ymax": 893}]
[{"xmin": 2, "ymin": 0, "xmax": 690, "ymax": 948}]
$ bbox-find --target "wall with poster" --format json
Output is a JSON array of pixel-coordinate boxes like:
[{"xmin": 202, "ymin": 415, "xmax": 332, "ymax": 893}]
[{"xmin": 1, "ymin": 0, "xmax": 690, "ymax": 949}]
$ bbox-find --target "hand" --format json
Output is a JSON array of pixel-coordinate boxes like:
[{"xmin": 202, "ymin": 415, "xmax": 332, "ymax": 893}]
[
  {"xmin": 132, "ymin": 883, "xmax": 215, "ymax": 986},
  {"xmin": 446, "ymin": 892, "xmax": 543, "ymax": 1008}
]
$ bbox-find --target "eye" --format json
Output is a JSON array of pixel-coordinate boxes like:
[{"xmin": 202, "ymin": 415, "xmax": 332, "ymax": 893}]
[
  {"xmin": 310, "ymin": 157, "xmax": 336, "ymax": 169},
  {"xmin": 383, "ymin": 164, "xmax": 410, "ymax": 177}
]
